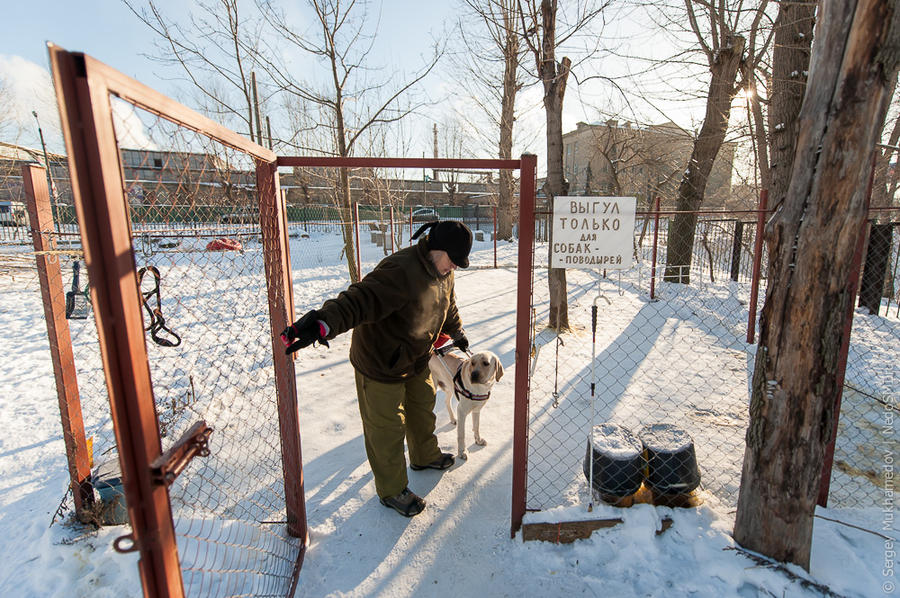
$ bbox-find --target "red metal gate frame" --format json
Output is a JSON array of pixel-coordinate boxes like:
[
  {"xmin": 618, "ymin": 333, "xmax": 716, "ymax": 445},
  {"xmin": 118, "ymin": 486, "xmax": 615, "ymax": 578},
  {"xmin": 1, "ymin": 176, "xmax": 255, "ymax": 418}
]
[
  {"xmin": 49, "ymin": 45, "xmax": 305, "ymax": 597},
  {"xmin": 47, "ymin": 42, "xmax": 539, "ymax": 594},
  {"xmin": 276, "ymin": 155, "xmax": 538, "ymax": 538}
]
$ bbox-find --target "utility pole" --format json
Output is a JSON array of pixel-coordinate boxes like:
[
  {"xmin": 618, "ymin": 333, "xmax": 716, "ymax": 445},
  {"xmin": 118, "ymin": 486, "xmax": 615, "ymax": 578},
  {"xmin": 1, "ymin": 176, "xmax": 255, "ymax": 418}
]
[
  {"xmin": 433, "ymin": 123, "xmax": 439, "ymax": 181},
  {"xmin": 252, "ymin": 71, "xmax": 263, "ymax": 147},
  {"xmin": 32, "ymin": 111, "xmax": 57, "ymax": 225}
]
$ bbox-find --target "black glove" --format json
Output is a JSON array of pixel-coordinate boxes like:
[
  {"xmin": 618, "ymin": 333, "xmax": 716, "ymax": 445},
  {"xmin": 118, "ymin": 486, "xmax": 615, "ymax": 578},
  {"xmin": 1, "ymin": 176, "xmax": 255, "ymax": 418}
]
[
  {"xmin": 453, "ymin": 333, "xmax": 469, "ymax": 353},
  {"xmin": 281, "ymin": 310, "xmax": 329, "ymax": 354}
]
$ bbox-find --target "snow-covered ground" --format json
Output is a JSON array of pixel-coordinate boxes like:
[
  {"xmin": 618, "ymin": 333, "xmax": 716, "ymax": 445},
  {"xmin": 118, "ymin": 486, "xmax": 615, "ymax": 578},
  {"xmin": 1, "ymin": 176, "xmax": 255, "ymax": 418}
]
[{"xmin": 0, "ymin": 230, "xmax": 896, "ymax": 597}]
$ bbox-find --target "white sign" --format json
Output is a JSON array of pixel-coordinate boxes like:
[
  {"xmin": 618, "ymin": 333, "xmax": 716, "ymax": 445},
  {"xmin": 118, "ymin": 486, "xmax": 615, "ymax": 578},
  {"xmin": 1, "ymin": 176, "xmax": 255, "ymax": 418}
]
[{"xmin": 550, "ymin": 196, "xmax": 637, "ymax": 270}]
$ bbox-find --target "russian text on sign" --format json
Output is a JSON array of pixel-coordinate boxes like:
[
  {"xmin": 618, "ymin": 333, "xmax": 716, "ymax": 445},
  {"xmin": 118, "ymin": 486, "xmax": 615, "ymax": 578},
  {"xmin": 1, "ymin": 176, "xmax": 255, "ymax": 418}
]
[{"xmin": 550, "ymin": 196, "xmax": 636, "ymax": 271}]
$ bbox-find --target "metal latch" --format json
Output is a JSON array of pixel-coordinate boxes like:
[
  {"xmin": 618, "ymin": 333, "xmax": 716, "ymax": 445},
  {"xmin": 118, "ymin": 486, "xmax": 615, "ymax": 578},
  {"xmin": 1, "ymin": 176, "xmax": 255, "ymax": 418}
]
[{"xmin": 150, "ymin": 420, "xmax": 213, "ymax": 487}]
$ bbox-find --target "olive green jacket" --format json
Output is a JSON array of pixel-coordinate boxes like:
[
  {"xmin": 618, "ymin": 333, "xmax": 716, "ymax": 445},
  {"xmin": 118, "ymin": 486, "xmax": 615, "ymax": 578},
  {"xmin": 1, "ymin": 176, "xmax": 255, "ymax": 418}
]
[{"xmin": 317, "ymin": 238, "xmax": 464, "ymax": 382}]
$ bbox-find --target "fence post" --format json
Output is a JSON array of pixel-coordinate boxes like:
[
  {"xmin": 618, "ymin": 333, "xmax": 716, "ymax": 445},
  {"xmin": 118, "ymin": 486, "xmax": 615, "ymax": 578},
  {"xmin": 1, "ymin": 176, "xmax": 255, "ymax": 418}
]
[
  {"xmin": 511, "ymin": 154, "xmax": 537, "ymax": 538},
  {"xmin": 747, "ymin": 189, "xmax": 768, "ymax": 344},
  {"xmin": 256, "ymin": 161, "xmax": 308, "ymax": 541},
  {"xmin": 389, "ymin": 206, "xmax": 396, "ymax": 253},
  {"xmin": 650, "ymin": 197, "xmax": 661, "ymax": 300},
  {"xmin": 858, "ymin": 223, "xmax": 892, "ymax": 314},
  {"xmin": 23, "ymin": 163, "xmax": 95, "ymax": 519},
  {"xmin": 730, "ymin": 220, "xmax": 744, "ymax": 282},
  {"xmin": 493, "ymin": 205, "xmax": 498, "ymax": 269}
]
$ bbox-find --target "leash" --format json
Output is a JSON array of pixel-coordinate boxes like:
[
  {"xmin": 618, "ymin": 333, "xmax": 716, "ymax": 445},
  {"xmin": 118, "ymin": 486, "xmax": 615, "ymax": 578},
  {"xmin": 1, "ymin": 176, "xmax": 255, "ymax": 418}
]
[{"xmin": 137, "ymin": 266, "xmax": 182, "ymax": 347}]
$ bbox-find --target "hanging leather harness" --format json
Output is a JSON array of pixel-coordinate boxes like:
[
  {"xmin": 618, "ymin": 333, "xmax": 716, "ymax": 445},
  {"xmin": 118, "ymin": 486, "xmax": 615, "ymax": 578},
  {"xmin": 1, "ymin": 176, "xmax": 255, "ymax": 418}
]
[{"xmin": 137, "ymin": 266, "xmax": 182, "ymax": 347}]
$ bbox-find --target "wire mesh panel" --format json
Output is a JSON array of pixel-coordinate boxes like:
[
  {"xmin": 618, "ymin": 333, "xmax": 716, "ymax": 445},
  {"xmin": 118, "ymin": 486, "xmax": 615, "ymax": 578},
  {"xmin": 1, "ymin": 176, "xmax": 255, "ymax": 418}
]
[
  {"xmin": 826, "ymin": 215, "xmax": 900, "ymax": 508},
  {"xmin": 521, "ymin": 202, "xmax": 900, "ymax": 517},
  {"xmin": 109, "ymin": 99, "xmax": 302, "ymax": 596},
  {"xmin": 525, "ymin": 209, "xmax": 761, "ymax": 512}
]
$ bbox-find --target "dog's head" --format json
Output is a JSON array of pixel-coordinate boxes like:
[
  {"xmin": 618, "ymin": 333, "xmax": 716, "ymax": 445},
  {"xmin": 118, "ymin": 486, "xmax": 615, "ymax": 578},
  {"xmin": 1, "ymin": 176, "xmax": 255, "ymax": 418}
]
[{"xmin": 462, "ymin": 351, "xmax": 504, "ymax": 388}]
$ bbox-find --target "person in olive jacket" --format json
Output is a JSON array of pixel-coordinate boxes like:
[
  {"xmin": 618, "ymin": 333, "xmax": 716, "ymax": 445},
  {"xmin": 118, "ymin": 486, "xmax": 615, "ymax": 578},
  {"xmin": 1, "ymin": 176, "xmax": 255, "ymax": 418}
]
[{"xmin": 282, "ymin": 220, "xmax": 472, "ymax": 517}]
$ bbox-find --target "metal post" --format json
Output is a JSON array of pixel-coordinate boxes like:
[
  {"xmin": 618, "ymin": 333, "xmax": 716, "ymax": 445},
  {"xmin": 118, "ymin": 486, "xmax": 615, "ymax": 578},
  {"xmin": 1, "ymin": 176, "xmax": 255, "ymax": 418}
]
[
  {"xmin": 492, "ymin": 205, "xmax": 497, "ymax": 269},
  {"xmin": 511, "ymin": 154, "xmax": 537, "ymax": 538},
  {"xmin": 49, "ymin": 45, "xmax": 186, "ymax": 598},
  {"xmin": 23, "ymin": 163, "xmax": 94, "ymax": 518},
  {"xmin": 747, "ymin": 189, "xmax": 768, "ymax": 344},
  {"xmin": 256, "ymin": 161, "xmax": 307, "ymax": 541},
  {"xmin": 730, "ymin": 220, "xmax": 745, "ymax": 282},
  {"xmin": 650, "ymin": 197, "xmax": 661, "ymax": 300},
  {"xmin": 32, "ymin": 111, "xmax": 57, "ymax": 225},
  {"xmin": 389, "ymin": 206, "xmax": 395, "ymax": 253}
]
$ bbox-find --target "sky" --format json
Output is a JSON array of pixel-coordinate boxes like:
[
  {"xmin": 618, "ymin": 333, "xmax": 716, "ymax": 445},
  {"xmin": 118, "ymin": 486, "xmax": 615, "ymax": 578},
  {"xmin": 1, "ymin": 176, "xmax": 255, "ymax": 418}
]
[
  {"xmin": 0, "ymin": 1, "xmax": 471, "ymax": 154},
  {"xmin": 0, "ymin": 1, "xmax": 723, "ymax": 165}
]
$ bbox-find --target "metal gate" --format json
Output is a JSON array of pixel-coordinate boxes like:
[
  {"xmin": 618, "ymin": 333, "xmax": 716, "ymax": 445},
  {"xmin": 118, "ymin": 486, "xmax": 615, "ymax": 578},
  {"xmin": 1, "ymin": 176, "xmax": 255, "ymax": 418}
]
[{"xmin": 50, "ymin": 46, "xmax": 305, "ymax": 597}]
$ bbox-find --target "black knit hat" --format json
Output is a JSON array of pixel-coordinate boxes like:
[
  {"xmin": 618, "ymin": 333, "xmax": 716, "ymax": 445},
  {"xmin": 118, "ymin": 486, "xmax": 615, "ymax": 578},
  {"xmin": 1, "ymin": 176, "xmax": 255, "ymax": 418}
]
[{"xmin": 412, "ymin": 220, "xmax": 473, "ymax": 268}]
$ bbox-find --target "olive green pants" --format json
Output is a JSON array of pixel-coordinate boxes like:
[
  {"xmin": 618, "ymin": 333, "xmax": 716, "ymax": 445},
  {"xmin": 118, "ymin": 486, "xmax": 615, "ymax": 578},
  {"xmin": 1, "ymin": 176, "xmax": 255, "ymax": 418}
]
[{"xmin": 354, "ymin": 367, "xmax": 443, "ymax": 499}]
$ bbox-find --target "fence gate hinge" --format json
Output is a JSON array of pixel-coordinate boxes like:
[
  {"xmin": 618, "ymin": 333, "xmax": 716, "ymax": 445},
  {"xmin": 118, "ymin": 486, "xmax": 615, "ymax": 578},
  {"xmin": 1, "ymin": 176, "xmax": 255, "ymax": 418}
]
[{"xmin": 150, "ymin": 420, "xmax": 213, "ymax": 487}]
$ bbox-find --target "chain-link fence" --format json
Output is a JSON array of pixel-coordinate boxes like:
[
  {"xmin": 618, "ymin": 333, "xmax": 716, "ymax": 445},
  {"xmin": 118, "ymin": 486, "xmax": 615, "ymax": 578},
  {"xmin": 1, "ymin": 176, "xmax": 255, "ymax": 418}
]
[
  {"xmin": 827, "ymin": 212, "xmax": 900, "ymax": 507},
  {"xmin": 523, "ymin": 201, "xmax": 899, "ymax": 515},
  {"xmin": 105, "ymin": 100, "xmax": 304, "ymax": 595}
]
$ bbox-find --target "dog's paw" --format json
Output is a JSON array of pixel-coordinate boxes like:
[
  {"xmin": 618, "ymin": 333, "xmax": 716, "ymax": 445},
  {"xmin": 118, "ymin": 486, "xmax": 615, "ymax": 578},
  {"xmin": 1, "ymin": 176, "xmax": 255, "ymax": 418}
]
[
  {"xmin": 449, "ymin": 417, "xmax": 457, "ymax": 426},
  {"xmin": 458, "ymin": 451, "xmax": 468, "ymax": 460},
  {"xmin": 475, "ymin": 438, "xmax": 487, "ymax": 446}
]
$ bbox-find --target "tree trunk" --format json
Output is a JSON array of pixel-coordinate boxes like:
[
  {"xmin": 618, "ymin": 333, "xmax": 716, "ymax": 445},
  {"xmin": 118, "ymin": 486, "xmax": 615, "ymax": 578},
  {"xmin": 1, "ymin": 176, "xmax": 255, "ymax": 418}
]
[
  {"xmin": 767, "ymin": 1, "xmax": 816, "ymax": 212},
  {"xmin": 663, "ymin": 35, "xmax": 745, "ymax": 283},
  {"xmin": 540, "ymin": 0, "xmax": 569, "ymax": 330},
  {"xmin": 872, "ymin": 82, "xmax": 900, "ymax": 214},
  {"xmin": 497, "ymin": 3, "xmax": 519, "ymax": 242},
  {"xmin": 330, "ymin": 44, "xmax": 359, "ymax": 283},
  {"xmin": 749, "ymin": 78, "xmax": 772, "ymax": 195},
  {"xmin": 339, "ymin": 166, "xmax": 359, "ymax": 283},
  {"xmin": 734, "ymin": 0, "xmax": 900, "ymax": 569}
]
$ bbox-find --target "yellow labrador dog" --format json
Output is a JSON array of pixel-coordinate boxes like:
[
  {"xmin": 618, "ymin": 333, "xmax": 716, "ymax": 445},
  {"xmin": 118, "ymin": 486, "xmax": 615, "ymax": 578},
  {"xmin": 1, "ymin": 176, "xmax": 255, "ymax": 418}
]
[{"xmin": 430, "ymin": 350, "xmax": 504, "ymax": 460}]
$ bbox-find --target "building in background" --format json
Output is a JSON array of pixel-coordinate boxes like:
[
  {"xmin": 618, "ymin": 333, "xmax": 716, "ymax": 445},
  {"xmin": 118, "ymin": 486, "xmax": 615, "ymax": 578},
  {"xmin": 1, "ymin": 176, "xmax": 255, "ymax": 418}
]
[{"xmin": 562, "ymin": 120, "xmax": 735, "ymax": 209}]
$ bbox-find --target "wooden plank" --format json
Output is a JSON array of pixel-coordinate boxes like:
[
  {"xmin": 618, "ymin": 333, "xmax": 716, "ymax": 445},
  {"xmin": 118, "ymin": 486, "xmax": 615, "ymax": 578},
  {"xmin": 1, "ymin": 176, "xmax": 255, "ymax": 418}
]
[
  {"xmin": 522, "ymin": 519, "xmax": 623, "ymax": 544},
  {"xmin": 22, "ymin": 164, "xmax": 94, "ymax": 517}
]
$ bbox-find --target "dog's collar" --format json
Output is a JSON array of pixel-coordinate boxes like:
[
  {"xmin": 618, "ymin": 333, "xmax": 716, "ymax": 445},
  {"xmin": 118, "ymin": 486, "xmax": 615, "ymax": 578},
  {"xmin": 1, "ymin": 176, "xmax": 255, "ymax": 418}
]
[{"xmin": 453, "ymin": 364, "xmax": 491, "ymax": 401}]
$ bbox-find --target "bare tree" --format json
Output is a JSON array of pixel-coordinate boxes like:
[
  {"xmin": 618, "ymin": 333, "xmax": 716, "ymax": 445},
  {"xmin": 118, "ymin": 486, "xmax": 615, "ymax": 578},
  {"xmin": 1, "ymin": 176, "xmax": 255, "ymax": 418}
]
[
  {"xmin": 454, "ymin": 0, "xmax": 530, "ymax": 240},
  {"xmin": 255, "ymin": 0, "xmax": 442, "ymax": 282},
  {"xmin": 661, "ymin": 0, "xmax": 772, "ymax": 284},
  {"xmin": 123, "ymin": 0, "xmax": 265, "ymax": 141},
  {"xmin": 733, "ymin": 0, "xmax": 900, "ymax": 569},
  {"xmin": 518, "ymin": 0, "xmax": 606, "ymax": 330},
  {"xmin": 872, "ymin": 82, "xmax": 900, "ymax": 212}
]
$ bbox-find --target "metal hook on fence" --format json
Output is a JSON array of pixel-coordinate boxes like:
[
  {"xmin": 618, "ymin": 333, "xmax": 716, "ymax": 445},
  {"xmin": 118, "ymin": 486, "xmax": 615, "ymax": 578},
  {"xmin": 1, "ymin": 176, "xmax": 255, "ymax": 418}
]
[
  {"xmin": 552, "ymin": 332, "xmax": 564, "ymax": 408},
  {"xmin": 140, "ymin": 232, "xmax": 153, "ymax": 258}
]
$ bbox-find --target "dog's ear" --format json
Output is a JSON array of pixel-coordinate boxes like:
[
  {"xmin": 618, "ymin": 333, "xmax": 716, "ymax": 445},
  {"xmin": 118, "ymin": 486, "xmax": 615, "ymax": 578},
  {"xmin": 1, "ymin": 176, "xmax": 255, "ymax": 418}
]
[{"xmin": 493, "ymin": 356, "xmax": 504, "ymax": 381}]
